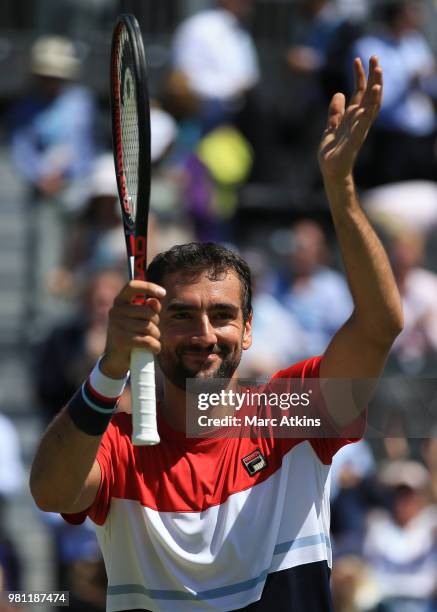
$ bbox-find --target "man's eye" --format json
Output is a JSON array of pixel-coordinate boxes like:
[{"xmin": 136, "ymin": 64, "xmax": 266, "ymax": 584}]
[
  {"xmin": 173, "ymin": 312, "xmax": 191, "ymax": 320},
  {"xmin": 214, "ymin": 312, "xmax": 232, "ymax": 321}
]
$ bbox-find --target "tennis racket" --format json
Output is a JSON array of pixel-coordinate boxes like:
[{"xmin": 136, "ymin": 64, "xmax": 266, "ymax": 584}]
[{"xmin": 110, "ymin": 14, "xmax": 160, "ymax": 445}]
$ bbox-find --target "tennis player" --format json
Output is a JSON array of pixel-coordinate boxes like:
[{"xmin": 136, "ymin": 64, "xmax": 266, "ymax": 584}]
[{"xmin": 30, "ymin": 57, "xmax": 403, "ymax": 612}]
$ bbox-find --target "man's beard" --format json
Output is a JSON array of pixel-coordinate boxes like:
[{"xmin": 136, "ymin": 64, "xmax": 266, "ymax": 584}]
[{"xmin": 157, "ymin": 343, "xmax": 242, "ymax": 391}]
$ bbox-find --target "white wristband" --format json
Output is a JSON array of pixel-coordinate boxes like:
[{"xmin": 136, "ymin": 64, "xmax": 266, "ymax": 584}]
[{"xmin": 89, "ymin": 357, "xmax": 129, "ymax": 399}]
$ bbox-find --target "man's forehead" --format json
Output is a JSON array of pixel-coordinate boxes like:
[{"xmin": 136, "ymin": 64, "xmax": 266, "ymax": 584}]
[{"xmin": 161, "ymin": 269, "xmax": 242, "ymax": 300}]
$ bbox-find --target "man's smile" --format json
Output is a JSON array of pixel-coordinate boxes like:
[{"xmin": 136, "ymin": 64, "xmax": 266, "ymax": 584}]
[{"xmin": 178, "ymin": 348, "xmax": 224, "ymax": 365}]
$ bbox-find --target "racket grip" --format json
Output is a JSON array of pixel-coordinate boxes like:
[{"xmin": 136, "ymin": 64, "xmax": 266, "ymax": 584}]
[{"xmin": 130, "ymin": 348, "xmax": 160, "ymax": 445}]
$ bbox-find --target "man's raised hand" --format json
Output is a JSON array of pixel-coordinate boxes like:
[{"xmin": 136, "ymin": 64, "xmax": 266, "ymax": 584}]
[
  {"xmin": 318, "ymin": 56, "xmax": 382, "ymax": 182},
  {"xmin": 100, "ymin": 280, "xmax": 166, "ymax": 379}
]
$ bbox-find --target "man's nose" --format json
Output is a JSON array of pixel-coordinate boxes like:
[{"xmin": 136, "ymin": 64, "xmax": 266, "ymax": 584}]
[{"xmin": 190, "ymin": 315, "xmax": 218, "ymax": 346}]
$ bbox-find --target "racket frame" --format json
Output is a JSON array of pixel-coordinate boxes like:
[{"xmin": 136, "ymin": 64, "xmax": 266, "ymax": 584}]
[{"xmin": 110, "ymin": 14, "xmax": 159, "ymax": 446}]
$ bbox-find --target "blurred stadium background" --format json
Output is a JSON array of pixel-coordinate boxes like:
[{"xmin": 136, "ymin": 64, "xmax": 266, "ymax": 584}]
[{"xmin": 0, "ymin": 1, "xmax": 437, "ymax": 611}]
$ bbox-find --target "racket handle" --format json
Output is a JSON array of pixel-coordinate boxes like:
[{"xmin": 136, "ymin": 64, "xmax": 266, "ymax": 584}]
[{"xmin": 130, "ymin": 348, "xmax": 160, "ymax": 445}]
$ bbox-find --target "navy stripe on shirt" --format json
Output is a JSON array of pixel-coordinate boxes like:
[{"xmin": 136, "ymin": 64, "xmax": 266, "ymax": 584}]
[{"xmin": 118, "ymin": 560, "xmax": 333, "ymax": 612}]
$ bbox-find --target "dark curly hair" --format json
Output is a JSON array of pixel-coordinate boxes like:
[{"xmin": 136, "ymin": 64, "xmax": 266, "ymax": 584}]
[{"xmin": 147, "ymin": 242, "xmax": 252, "ymax": 322}]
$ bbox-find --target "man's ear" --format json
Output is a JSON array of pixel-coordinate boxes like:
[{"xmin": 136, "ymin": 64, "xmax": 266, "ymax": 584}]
[{"xmin": 242, "ymin": 311, "xmax": 252, "ymax": 350}]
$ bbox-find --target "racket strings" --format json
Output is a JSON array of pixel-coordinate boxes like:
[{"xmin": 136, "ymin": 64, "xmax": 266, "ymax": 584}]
[{"xmin": 116, "ymin": 25, "xmax": 140, "ymax": 222}]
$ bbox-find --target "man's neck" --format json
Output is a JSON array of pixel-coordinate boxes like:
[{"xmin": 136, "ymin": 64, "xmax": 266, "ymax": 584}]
[{"xmin": 160, "ymin": 376, "xmax": 241, "ymax": 433}]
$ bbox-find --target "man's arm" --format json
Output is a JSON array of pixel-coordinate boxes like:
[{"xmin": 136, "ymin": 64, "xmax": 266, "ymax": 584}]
[
  {"xmin": 30, "ymin": 410, "xmax": 102, "ymax": 513},
  {"xmin": 30, "ymin": 280, "xmax": 164, "ymax": 513},
  {"xmin": 318, "ymin": 57, "xmax": 403, "ymax": 426}
]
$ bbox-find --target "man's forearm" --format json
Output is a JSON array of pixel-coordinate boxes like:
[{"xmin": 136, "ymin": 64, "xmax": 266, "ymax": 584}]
[
  {"xmin": 30, "ymin": 407, "xmax": 102, "ymax": 511},
  {"xmin": 325, "ymin": 175, "xmax": 403, "ymax": 344},
  {"xmin": 30, "ymin": 360, "xmax": 126, "ymax": 512}
]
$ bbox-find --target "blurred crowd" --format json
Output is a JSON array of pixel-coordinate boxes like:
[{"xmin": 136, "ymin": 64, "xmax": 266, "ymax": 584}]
[{"xmin": 1, "ymin": 0, "xmax": 437, "ymax": 611}]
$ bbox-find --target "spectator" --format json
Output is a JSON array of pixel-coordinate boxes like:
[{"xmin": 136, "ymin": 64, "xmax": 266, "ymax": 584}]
[
  {"xmin": 35, "ymin": 268, "xmax": 125, "ymax": 422},
  {"xmin": 148, "ymin": 106, "xmax": 195, "ymax": 251},
  {"xmin": 38, "ymin": 512, "xmax": 106, "ymax": 612},
  {"xmin": 284, "ymin": 0, "xmax": 338, "ymax": 153},
  {"xmin": 363, "ymin": 181, "xmax": 437, "ymax": 236},
  {"xmin": 9, "ymin": 35, "xmax": 97, "ymax": 330},
  {"xmin": 386, "ymin": 228, "xmax": 437, "ymax": 374},
  {"xmin": 48, "ymin": 153, "xmax": 124, "ymax": 298},
  {"xmin": 194, "ymin": 124, "xmax": 253, "ymax": 241},
  {"xmin": 280, "ymin": 1, "xmax": 361, "ymax": 199},
  {"xmin": 158, "ymin": 100, "xmax": 252, "ymax": 241},
  {"xmin": 286, "ymin": 0, "xmax": 362, "ymax": 123},
  {"xmin": 330, "ymin": 441, "xmax": 390, "ymax": 562},
  {"xmin": 171, "ymin": 0, "xmax": 260, "ymax": 132},
  {"xmin": 0, "ymin": 413, "xmax": 24, "ymax": 503},
  {"xmin": 149, "ymin": 106, "xmax": 187, "ymax": 229},
  {"xmin": 150, "ymin": 107, "xmax": 178, "ymax": 170},
  {"xmin": 331, "ymin": 440, "xmax": 375, "ymax": 501},
  {"xmin": 287, "ymin": 0, "xmax": 345, "ymax": 76},
  {"xmin": 276, "ymin": 219, "xmax": 353, "ymax": 356},
  {"xmin": 10, "ymin": 34, "xmax": 96, "ymax": 205},
  {"xmin": 364, "ymin": 460, "xmax": 437, "ymax": 611},
  {"xmin": 422, "ymin": 431, "xmax": 437, "ymax": 505},
  {"xmin": 50, "ymin": 105, "xmax": 178, "ymax": 297},
  {"xmin": 239, "ymin": 249, "xmax": 307, "ymax": 377},
  {"xmin": 330, "ymin": 555, "xmax": 380, "ymax": 612},
  {"xmin": 353, "ymin": 0, "xmax": 437, "ymax": 187},
  {"xmin": 0, "ymin": 413, "xmax": 24, "ymax": 591}
]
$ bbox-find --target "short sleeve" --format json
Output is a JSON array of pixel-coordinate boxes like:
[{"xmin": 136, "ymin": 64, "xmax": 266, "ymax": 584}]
[
  {"xmin": 61, "ymin": 414, "xmax": 130, "ymax": 526},
  {"xmin": 271, "ymin": 356, "xmax": 322, "ymax": 380},
  {"xmin": 270, "ymin": 356, "xmax": 367, "ymax": 464},
  {"xmin": 309, "ymin": 414, "xmax": 367, "ymax": 465}
]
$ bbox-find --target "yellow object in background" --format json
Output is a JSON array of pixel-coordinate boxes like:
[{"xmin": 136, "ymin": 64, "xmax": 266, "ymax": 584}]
[
  {"xmin": 197, "ymin": 126, "xmax": 253, "ymax": 186},
  {"xmin": 197, "ymin": 126, "xmax": 253, "ymax": 219}
]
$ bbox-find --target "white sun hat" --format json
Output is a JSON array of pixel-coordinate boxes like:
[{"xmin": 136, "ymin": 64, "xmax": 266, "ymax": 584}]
[
  {"xmin": 90, "ymin": 154, "xmax": 118, "ymax": 198},
  {"xmin": 30, "ymin": 35, "xmax": 80, "ymax": 80},
  {"xmin": 150, "ymin": 107, "xmax": 178, "ymax": 163}
]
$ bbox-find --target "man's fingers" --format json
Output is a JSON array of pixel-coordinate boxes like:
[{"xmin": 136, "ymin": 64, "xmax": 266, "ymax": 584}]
[
  {"xmin": 371, "ymin": 82, "xmax": 382, "ymax": 105},
  {"xmin": 110, "ymin": 303, "xmax": 160, "ymax": 324},
  {"xmin": 339, "ymin": 103, "xmax": 362, "ymax": 132},
  {"xmin": 116, "ymin": 318, "xmax": 161, "ymax": 340},
  {"xmin": 145, "ymin": 298, "xmax": 162, "ymax": 315},
  {"xmin": 326, "ymin": 92, "xmax": 345, "ymax": 130},
  {"xmin": 359, "ymin": 83, "xmax": 382, "ymax": 125},
  {"xmin": 350, "ymin": 57, "xmax": 366, "ymax": 106},
  {"xmin": 367, "ymin": 63, "xmax": 382, "ymax": 99},
  {"xmin": 114, "ymin": 280, "xmax": 166, "ymax": 305},
  {"xmin": 349, "ymin": 108, "xmax": 374, "ymax": 145},
  {"xmin": 133, "ymin": 337, "xmax": 161, "ymax": 355},
  {"xmin": 368, "ymin": 56, "xmax": 381, "ymax": 84},
  {"xmin": 362, "ymin": 56, "xmax": 383, "ymax": 108},
  {"xmin": 126, "ymin": 334, "xmax": 161, "ymax": 354}
]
